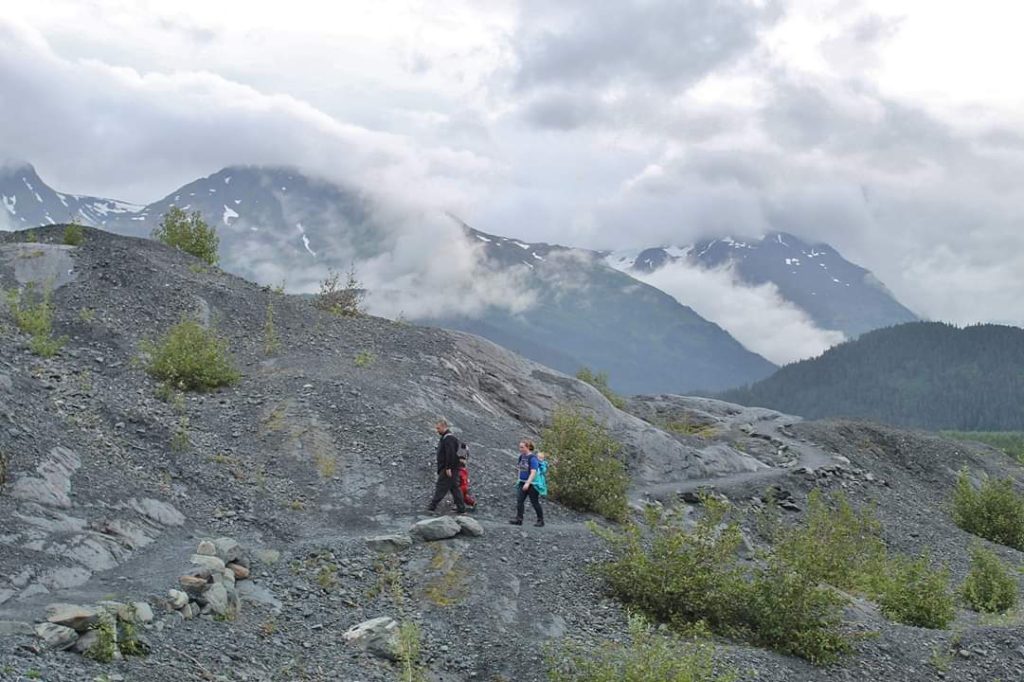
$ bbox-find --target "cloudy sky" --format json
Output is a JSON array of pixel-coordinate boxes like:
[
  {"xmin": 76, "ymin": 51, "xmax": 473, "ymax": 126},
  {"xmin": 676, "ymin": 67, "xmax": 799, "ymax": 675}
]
[{"xmin": 2, "ymin": 0, "xmax": 1024, "ymax": 356}]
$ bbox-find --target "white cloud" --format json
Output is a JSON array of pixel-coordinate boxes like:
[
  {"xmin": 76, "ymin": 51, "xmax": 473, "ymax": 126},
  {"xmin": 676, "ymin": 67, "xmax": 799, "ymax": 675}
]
[{"xmin": 633, "ymin": 260, "xmax": 846, "ymax": 365}]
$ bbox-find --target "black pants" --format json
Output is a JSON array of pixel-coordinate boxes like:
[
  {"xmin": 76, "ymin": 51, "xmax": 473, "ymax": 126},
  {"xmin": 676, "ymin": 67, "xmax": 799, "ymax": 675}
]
[
  {"xmin": 429, "ymin": 471, "xmax": 466, "ymax": 512},
  {"xmin": 516, "ymin": 484, "xmax": 543, "ymax": 521}
]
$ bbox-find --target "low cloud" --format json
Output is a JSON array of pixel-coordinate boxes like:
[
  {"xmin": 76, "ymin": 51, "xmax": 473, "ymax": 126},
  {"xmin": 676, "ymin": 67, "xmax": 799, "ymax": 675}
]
[{"xmin": 632, "ymin": 260, "xmax": 846, "ymax": 365}]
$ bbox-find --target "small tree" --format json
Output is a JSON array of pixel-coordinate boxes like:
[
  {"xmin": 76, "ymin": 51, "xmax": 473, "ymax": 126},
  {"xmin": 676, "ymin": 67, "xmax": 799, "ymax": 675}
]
[
  {"xmin": 314, "ymin": 264, "xmax": 365, "ymax": 317},
  {"xmin": 576, "ymin": 367, "xmax": 626, "ymax": 409},
  {"xmin": 960, "ymin": 546, "xmax": 1018, "ymax": 614},
  {"xmin": 153, "ymin": 207, "xmax": 220, "ymax": 266},
  {"xmin": 63, "ymin": 221, "xmax": 85, "ymax": 246}
]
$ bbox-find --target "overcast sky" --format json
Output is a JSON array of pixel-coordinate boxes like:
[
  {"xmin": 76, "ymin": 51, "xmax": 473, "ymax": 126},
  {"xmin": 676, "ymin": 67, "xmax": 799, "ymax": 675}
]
[{"xmin": 2, "ymin": 0, "xmax": 1024, "ymax": 338}]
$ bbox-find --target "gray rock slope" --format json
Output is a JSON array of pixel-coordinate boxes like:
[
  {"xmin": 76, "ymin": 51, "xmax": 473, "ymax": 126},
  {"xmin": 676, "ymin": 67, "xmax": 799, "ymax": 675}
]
[{"xmin": 0, "ymin": 225, "xmax": 1021, "ymax": 681}]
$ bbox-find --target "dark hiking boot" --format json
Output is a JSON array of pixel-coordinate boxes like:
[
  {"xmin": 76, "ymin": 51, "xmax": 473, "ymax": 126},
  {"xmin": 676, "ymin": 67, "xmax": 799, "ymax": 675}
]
[
  {"xmin": 534, "ymin": 520, "xmax": 545, "ymax": 527},
  {"xmin": 509, "ymin": 518, "xmax": 523, "ymax": 525}
]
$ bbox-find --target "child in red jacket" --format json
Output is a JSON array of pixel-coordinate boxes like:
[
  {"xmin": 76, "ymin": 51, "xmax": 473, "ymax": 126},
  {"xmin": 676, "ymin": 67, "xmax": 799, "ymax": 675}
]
[{"xmin": 458, "ymin": 444, "xmax": 477, "ymax": 509}]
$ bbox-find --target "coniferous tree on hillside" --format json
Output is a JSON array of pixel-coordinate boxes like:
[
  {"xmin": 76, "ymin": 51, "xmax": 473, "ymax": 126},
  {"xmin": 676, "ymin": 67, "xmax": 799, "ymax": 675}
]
[{"xmin": 720, "ymin": 322, "xmax": 1024, "ymax": 431}]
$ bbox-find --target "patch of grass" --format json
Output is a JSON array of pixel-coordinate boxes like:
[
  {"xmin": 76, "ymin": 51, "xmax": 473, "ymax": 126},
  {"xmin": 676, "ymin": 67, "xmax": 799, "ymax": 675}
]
[
  {"xmin": 942, "ymin": 431, "xmax": 1024, "ymax": 463},
  {"xmin": 258, "ymin": 618, "xmax": 277, "ymax": 638},
  {"xmin": 575, "ymin": 367, "xmax": 626, "ymax": 409},
  {"xmin": 143, "ymin": 319, "xmax": 240, "ymax": 391},
  {"xmin": 153, "ymin": 206, "xmax": 220, "ymax": 266},
  {"xmin": 5, "ymin": 284, "xmax": 67, "ymax": 357},
  {"xmin": 63, "ymin": 223, "xmax": 85, "ymax": 246},
  {"xmin": 960, "ymin": 545, "xmax": 1018, "ymax": 614},
  {"xmin": 354, "ymin": 350, "xmax": 375, "ymax": 367},
  {"xmin": 397, "ymin": 620, "xmax": 426, "ymax": 682},
  {"xmin": 314, "ymin": 264, "xmax": 365, "ymax": 317},
  {"xmin": 78, "ymin": 307, "xmax": 96, "ymax": 323},
  {"xmin": 952, "ymin": 469, "xmax": 1024, "ymax": 550},
  {"xmin": 314, "ymin": 450, "xmax": 337, "ymax": 479},
  {"xmin": 316, "ymin": 563, "xmax": 338, "ymax": 591},
  {"xmin": 289, "ymin": 498, "xmax": 307, "ymax": 511},
  {"xmin": 263, "ymin": 403, "xmax": 287, "ymax": 432},
  {"xmin": 424, "ymin": 545, "xmax": 470, "ymax": 607},
  {"xmin": 542, "ymin": 405, "xmax": 629, "ymax": 522},
  {"xmin": 171, "ymin": 416, "xmax": 191, "ymax": 452},
  {"xmin": 663, "ymin": 418, "xmax": 718, "ymax": 439},
  {"xmin": 874, "ymin": 554, "xmax": 955, "ymax": 629},
  {"xmin": 84, "ymin": 618, "xmax": 118, "ymax": 663},
  {"xmin": 26, "ymin": 669, "xmax": 41, "ymax": 680},
  {"xmin": 548, "ymin": 614, "xmax": 735, "ymax": 682}
]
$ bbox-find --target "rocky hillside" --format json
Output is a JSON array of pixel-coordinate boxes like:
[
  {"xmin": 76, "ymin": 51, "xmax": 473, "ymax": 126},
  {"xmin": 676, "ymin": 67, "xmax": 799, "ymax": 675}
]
[{"xmin": 0, "ymin": 226, "xmax": 1022, "ymax": 681}]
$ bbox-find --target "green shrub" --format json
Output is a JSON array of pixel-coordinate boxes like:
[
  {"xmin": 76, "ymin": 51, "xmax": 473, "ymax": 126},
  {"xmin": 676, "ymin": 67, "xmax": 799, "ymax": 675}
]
[
  {"xmin": 744, "ymin": 558, "xmax": 851, "ymax": 664},
  {"xmin": 314, "ymin": 265, "xmax": 364, "ymax": 317},
  {"xmin": 84, "ymin": 618, "xmax": 117, "ymax": 663},
  {"xmin": 952, "ymin": 470, "xmax": 1024, "ymax": 550},
  {"xmin": 542, "ymin": 405, "xmax": 628, "ymax": 521},
  {"xmin": 5, "ymin": 285, "xmax": 66, "ymax": 357},
  {"xmin": 875, "ymin": 554, "xmax": 955, "ymax": 629},
  {"xmin": 143, "ymin": 319, "xmax": 240, "ymax": 391},
  {"xmin": 548, "ymin": 614, "xmax": 735, "ymax": 682},
  {"xmin": 63, "ymin": 223, "xmax": 84, "ymax": 246},
  {"xmin": 575, "ymin": 367, "xmax": 626, "ymax": 409},
  {"xmin": 772, "ymin": 490, "xmax": 887, "ymax": 592},
  {"xmin": 960, "ymin": 546, "xmax": 1018, "ymax": 614},
  {"xmin": 594, "ymin": 497, "xmax": 851, "ymax": 664},
  {"xmin": 152, "ymin": 206, "xmax": 220, "ymax": 266},
  {"xmin": 354, "ymin": 350, "xmax": 375, "ymax": 367}
]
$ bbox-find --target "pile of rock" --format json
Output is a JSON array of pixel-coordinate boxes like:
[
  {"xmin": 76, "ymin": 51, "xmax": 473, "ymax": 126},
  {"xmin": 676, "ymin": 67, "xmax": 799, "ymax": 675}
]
[
  {"xmin": 35, "ymin": 600, "xmax": 154, "ymax": 660},
  {"xmin": 169, "ymin": 537, "xmax": 249, "ymax": 621},
  {"xmin": 364, "ymin": 515, "xmax": 484, "ymax": 555}
]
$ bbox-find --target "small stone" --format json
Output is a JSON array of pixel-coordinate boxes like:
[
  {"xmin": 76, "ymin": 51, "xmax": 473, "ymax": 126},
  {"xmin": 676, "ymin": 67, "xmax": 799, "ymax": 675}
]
[
  {"xmin": 213, "ymin": 537, "xmax": 242, "ymax": 564},
  {"xmin": 191, "ymin": 554, "xmax": 227, "ymax": 572},
  {"xmin": 253, "ymin": 549, "xmax": 280, "ymax": 565},
  {"xmin": 179, "ymin": 575, "xmax": 209, "ymax": 596},
  {"xmin": 46, "ymin": 603, "xmax": 101, "ymax": 632},
  {"xmin": 132, "ymin": 601, "xmax": 154, "ymax": 624},
  {"xmin": 167, "ymin": 589, "xmax": 189, "ymax": 610},
  {"xmin": 204, "ymin": 583, "xmax": 230, "ymax": 616},
  {"xmin": 35, "ymin": 622, "xmax": 78, "ymax": 650},
  {"xmin": 227, "ymin": 562, "xmax": 250, "ymax": 580},
  {"xmin": 958, "ymin": 649, "xmax": 971, "ymax": 659},
  {"xmin": 197, "ymin": 540, "xmax": 217, "ymax": 556},
  {"xmin": 454, "ymin": 516, "xmax": 484, "ymax": 537}
]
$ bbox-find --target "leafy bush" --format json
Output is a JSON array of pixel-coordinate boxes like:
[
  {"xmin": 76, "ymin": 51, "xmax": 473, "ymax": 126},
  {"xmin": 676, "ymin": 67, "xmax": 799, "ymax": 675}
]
[
  {"xmin": 314, "ymin": 265, "xmax": 365, "ymax": 317},
  {"xmin": 875, "ymin": 554, "xmax": 955, "ymax": 629},
  {"xmin": 63, "ymin": 223, "xmax": 84, "ymax": 246},
  {"xmin": 744, "ymin": 558, "xmax": 851, "ymax": 664},
  {"xmin": 5, "ymin": 285, "xmax": 66, "ymax": 357},
  {"xmin": 771, "ymin": 490, "xmax": 887, "ymax": 592},
  {"xmin": 575, "ymin": 367, "xmax": 626, "ymax": 409},
  {"xmin": 960, "ymin": 546, "xmax": 1018, "ymax": 614},
  {"xmin": 152, "ymin": 206, "xmax": 220, "ymax": 266},
  {"xmin": 594, "ymin": 497, "xmax": 851, "ymax": 664},
  {"xmin": 542, "ymin": 405, "xmax": 628, "ymax": 521},
  {"xmin": 548, "ymin": 614, "xmax": 735, "ymax": 682},
  {"xmin": 952, "ymin": 470, "xmax": 1024, "ymax": 550},
  {"xmin": 354, "ymin": 350, "xmax": 375, "ymax": 367},
  {"xmin": 143, "ymin": 319, "xmax": 240, "ymax": 391}
]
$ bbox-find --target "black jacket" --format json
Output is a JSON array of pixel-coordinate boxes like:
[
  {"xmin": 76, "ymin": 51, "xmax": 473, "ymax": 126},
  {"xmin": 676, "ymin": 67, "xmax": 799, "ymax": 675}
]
[{"xmin": 435, "ymin": 431, "xmax": 461, "ymax": 474}]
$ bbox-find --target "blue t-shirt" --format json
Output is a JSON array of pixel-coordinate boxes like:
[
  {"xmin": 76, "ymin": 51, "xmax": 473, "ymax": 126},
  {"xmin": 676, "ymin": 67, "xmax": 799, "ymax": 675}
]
[{"xmin": 517, "ymin": 452, "xmax": 539, "ymax": 482}]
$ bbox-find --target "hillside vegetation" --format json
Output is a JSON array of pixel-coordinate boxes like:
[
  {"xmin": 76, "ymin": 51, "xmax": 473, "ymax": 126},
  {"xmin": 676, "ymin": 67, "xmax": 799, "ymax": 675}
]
[{"xmin": 721, "ymin": 322, "xmax": 1024, "ymax": 430}]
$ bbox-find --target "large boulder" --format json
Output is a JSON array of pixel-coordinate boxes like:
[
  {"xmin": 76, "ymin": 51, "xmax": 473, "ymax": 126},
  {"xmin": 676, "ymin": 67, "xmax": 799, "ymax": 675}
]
[
  {"xmin": 343, "ymin": 616, "xmax": 400, "ymax": 661},
  {"xmin": 410, "ymin": 517, "xmax": 460, "ymax": 541}
]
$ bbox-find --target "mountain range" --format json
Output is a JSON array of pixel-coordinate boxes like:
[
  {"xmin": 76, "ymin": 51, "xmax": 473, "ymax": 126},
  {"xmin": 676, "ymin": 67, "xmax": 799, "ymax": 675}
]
[{"xmin": 1, "ymin": 161, "xmax": 918, "ymax": 393}]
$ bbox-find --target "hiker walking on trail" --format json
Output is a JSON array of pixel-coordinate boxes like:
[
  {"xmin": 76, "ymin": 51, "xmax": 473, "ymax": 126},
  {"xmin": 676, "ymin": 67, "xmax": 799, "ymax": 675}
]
[
  {"xmin": 510, "ymin": 439, "xmax": 544, "ymax": 527},
  {"xmin": 427, "ymin": 419, "xmax": 467, "ymax": 514}
]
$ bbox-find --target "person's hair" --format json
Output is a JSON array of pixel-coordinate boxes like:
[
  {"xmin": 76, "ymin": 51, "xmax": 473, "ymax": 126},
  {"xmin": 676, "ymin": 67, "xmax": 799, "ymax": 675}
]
[
  {"xmin": 538, "ymin": 451, "xmax": 548, "ymax": 459},
  {"xmin": 521, "ymin": 439, "xmax": 535, "ymax": 451},
  {"xmin": 436, "ymin": 419, "xmax": 448, "ymax": 428}
]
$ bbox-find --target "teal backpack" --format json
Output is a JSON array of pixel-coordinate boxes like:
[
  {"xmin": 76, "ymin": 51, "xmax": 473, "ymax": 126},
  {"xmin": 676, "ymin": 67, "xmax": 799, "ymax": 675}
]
[{"xmin": 534, "ymin": 459, "xmax": 549, "ymax": 497}]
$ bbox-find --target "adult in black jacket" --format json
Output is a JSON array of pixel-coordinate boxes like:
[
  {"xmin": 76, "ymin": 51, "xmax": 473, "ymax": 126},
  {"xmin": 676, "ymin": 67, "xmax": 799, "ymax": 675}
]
[{"xmin": 427, "ymin": 419, "xmax": 467, "ymax": 513}]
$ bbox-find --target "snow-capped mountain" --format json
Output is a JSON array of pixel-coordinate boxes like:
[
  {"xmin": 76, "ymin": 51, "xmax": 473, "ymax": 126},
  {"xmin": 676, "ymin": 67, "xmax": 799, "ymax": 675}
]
[
  {"xmin": 0, "ymin": 162, "xmax": 140, "ymax": 230},
  {"xmin": 606, "ymin": 232, "xmax": 918, "ymax": 338},
  {"xmin": 435, "ymin": 221, "xmax": 777, "ymax": 393}
]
